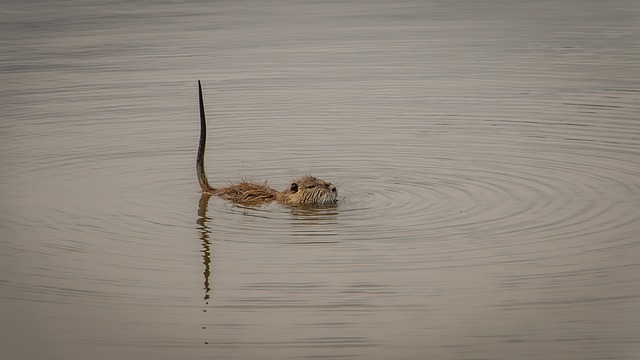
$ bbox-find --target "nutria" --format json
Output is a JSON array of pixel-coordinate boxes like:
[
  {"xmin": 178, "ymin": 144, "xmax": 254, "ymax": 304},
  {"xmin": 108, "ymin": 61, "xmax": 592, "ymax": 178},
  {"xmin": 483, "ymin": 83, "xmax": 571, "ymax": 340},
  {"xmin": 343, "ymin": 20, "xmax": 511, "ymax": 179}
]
[{"xmin": 196, "ymin": 80, "xmax": 338, "ymax": 206}]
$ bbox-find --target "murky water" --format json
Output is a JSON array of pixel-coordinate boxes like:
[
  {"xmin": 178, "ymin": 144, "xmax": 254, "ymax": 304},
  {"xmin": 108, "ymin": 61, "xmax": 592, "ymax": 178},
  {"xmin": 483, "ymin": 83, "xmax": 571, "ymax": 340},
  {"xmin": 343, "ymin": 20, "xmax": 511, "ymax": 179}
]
[{"xmin": 2, "ymin": 0, "xmax": 640, "ymax": 359}]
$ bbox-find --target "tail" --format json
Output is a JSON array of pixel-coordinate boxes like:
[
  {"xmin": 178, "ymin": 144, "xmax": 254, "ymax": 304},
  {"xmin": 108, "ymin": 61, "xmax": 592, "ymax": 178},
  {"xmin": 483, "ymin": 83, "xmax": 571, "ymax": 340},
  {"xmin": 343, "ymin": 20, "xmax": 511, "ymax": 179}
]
[{"xmin": 196, "ymin": 80, "xmax": 215, "ymax": 193}]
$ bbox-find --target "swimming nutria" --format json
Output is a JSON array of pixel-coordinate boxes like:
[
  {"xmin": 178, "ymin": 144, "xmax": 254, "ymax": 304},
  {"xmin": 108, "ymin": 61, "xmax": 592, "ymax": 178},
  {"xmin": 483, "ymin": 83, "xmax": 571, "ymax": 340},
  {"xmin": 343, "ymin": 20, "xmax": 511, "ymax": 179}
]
[{"xmin": 196, "ymin": 80, "xmax": 338, "ymax": 206}]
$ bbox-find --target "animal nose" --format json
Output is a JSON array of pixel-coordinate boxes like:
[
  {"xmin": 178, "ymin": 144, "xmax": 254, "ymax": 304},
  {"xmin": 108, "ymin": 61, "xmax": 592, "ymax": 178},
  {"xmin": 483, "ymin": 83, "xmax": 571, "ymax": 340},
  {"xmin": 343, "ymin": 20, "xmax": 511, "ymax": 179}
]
[{"xmin": 331, "ymin": 186, "xmax": 337, "ymax": 193}]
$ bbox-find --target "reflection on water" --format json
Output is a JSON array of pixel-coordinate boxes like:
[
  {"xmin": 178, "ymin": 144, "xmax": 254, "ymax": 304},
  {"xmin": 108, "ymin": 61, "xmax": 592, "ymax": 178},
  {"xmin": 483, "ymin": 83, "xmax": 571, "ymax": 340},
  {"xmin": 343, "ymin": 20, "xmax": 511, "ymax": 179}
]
[
  {"xmin": 197, "ymin": 194, "xmax": 213, "ymax": 302},
  {"xmin": 197, "ymin": 193, "xmax": 213, "ymax": 347},
  {"xmin": 2, "ymin": 0, "xmax": 640, "ymax": 359}
]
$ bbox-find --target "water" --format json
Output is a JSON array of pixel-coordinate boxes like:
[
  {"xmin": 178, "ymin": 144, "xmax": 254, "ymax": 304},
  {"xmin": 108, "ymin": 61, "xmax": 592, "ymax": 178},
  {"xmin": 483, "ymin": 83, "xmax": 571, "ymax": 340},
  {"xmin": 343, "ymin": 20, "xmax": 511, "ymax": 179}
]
[{"xmin": 1, "ymin": 0, "xmax": 640, "ymax": 359}]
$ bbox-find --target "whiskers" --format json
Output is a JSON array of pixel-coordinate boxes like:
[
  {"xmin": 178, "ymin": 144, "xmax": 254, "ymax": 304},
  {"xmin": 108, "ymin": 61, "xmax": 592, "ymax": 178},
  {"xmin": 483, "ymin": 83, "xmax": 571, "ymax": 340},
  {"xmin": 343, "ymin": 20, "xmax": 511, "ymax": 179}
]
[
  {"xmin": 297, "ymin": 187, "xmax": 338, "ymax": 205},
  {"xmin": 319, "ymin": 191, "xmax": 338, "ymax": 205}
]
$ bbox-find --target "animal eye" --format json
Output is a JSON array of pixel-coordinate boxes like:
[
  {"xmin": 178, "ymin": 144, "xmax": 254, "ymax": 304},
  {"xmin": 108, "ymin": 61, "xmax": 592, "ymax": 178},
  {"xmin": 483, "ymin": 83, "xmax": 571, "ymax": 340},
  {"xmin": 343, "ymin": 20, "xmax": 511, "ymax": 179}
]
[{"xmin": 290, "ymin": 183, "xmax": 298, "ymax": 193}]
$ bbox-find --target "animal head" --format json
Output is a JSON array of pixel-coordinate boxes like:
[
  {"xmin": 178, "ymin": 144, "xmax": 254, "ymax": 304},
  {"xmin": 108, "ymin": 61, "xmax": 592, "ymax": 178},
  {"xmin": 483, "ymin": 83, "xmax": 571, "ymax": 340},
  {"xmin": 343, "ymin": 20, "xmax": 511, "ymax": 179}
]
[{"xmin": 280, "ymin": 175, "xmax": 337, "ymax": 205}]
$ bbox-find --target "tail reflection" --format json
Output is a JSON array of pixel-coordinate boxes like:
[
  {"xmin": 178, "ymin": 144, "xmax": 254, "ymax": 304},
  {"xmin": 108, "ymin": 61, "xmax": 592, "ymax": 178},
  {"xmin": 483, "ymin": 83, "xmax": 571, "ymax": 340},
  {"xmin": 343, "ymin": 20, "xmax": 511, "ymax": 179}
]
[{"xmin": 197, "ymin": 193, "xmax": 212, "ymax": 301}]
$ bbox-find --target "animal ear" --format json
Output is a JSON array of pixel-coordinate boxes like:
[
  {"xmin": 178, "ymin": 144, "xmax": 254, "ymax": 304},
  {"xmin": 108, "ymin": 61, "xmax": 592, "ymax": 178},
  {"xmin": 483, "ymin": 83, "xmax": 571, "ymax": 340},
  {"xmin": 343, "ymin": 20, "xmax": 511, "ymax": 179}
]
[{"xmin": 290, "ymin": 183, "xmax": 298, "ymax": 193}]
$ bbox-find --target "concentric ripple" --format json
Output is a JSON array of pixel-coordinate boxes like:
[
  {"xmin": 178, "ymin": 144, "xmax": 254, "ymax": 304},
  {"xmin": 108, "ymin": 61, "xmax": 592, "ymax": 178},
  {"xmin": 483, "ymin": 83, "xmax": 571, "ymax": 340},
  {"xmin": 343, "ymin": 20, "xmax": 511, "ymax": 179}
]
[{"xmin": 272, "ymin": 89, "xmax": 640, "ymax": 254}]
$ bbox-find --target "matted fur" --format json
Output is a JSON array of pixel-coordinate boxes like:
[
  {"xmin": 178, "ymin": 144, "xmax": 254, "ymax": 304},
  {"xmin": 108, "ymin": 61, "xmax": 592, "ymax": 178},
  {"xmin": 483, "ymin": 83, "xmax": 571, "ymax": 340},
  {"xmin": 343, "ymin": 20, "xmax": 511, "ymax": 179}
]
[{"xmin": 216, "ymin": 180, "xmax": 278, "ymax": 205}]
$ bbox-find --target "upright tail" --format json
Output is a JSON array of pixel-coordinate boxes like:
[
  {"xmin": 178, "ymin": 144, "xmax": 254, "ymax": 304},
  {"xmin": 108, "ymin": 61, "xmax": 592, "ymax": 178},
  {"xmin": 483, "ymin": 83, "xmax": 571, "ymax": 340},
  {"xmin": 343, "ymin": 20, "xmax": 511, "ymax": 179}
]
[{"xmin": 196, "ymin": 80, "xmax": 215, "ymax": 193}]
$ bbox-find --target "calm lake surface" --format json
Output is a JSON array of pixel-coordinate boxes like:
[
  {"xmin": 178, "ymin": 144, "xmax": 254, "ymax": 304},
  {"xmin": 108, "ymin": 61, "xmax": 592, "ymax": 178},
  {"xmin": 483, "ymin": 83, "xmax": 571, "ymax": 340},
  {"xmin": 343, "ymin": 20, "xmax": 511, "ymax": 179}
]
[{"xmin": 1, "ymin": 0, "xmax": 639, "ymax": 359}]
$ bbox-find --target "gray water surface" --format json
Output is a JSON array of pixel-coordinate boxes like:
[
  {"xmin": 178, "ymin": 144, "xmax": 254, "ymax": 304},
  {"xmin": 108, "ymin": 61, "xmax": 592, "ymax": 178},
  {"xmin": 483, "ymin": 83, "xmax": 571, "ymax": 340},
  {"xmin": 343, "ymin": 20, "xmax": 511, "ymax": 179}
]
[{"xmin": 1, "ymin": 1, "xmax": 640, "ymax": 359}]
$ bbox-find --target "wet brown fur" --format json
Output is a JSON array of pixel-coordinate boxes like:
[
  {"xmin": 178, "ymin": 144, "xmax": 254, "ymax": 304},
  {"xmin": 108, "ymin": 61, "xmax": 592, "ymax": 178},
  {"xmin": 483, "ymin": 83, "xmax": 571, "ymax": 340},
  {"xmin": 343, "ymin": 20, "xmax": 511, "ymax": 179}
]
[{"xmin": 196, "ymin": 81, "xmax": 337, "ymax": 206}]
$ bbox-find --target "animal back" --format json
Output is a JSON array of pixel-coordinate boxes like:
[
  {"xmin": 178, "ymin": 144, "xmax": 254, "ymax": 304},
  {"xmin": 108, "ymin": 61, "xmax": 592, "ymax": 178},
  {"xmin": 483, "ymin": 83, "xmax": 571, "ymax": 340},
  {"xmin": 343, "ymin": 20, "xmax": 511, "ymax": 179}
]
[{"xmin": 215, "ymin": 181, "xmax": 278, "ymax": 205}]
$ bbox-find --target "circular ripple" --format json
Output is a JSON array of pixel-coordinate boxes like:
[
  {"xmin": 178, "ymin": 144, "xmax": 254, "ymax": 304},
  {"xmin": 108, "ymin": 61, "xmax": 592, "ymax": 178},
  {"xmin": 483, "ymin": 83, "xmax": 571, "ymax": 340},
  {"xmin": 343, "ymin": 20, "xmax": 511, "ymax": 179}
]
[{"xmin": 260, "ymin": 89, "xmax": 640, "ymax": 260}]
